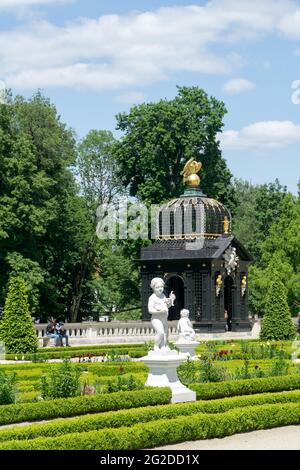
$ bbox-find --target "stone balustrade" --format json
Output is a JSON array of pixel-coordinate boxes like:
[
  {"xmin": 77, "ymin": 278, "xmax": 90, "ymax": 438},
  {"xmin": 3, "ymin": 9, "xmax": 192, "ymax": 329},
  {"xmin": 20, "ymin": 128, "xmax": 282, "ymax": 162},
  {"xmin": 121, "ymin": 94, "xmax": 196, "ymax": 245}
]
[{"xmin": 36, "ymin": 321, "xmax": 179, "ymax": 347}]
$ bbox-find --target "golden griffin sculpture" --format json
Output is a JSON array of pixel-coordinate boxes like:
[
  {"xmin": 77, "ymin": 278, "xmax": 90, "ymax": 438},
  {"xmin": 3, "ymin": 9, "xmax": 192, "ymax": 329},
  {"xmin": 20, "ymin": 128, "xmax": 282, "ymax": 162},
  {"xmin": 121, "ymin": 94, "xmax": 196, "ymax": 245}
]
[{"xmin": 180, "ymin": 158, "xmax": 202, "ymax": 187}]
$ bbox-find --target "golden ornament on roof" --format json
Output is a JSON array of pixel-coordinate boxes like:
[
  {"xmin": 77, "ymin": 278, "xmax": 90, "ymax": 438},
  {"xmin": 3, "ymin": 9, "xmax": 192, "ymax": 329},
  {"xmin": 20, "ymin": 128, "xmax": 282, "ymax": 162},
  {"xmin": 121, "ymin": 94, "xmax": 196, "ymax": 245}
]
[
  {"xmin": 180, "ymin": 158, "xmax": 202, "ymax": 187},
  {"xmin": 223, "ymin": 216, "xmax": 230, "ymax": 234}
]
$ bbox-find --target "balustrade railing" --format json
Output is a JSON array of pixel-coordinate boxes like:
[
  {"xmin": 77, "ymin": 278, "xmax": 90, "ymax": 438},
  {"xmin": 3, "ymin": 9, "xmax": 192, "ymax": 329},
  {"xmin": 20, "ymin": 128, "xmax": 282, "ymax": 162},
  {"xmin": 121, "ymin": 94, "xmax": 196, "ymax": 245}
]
[{"xmin": 35, "ymin": 321, "xmax": 179, "ymax": 346}]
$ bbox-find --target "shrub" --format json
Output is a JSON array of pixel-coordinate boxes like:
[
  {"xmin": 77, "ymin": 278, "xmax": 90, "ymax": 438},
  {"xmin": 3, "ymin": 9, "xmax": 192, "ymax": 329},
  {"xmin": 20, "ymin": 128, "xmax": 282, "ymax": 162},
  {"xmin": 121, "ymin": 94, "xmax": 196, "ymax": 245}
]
[
  {"xmin": 0, "ymin": 387, "xmax": 171, "ymax": 425},
  {"xmin": 190, "ymin": 374, "xmax": 300, "ymax": 400},
  {"xmin": 0, "ymin": 390, "xmax": 300, "ymax": 443},
  {"xmin": 40, "ymin": 359, "xmax": 81, "ymax": 399},
  {"xmin": 103, "ymin": 375, "xmax": 145, "ymax": 393},
  {"xmin": 260, "ymin": 276, "xmax": 296, "ymax": 340},
  {"xmin": 0, "ymin": 277, "xmax": 38, "ymax": 353},
  {"xmin": 200, "ymin": 355, "xmax": 227, "ymax": 382},
  {"xmin": 0, "ymin": 371, "xmax": 17, "ymax": 405},
  {"xmin": 1, "ymin": 402, "xmax": 300, "ymax": 449}
]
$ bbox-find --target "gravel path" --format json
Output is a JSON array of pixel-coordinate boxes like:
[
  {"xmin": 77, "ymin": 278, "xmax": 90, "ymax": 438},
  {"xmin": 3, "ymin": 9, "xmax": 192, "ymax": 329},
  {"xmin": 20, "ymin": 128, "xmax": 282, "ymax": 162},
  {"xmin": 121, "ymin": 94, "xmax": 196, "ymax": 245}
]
[{"xmin": 154, "ymin": 425, "xmax": 300, "ymax": 450}]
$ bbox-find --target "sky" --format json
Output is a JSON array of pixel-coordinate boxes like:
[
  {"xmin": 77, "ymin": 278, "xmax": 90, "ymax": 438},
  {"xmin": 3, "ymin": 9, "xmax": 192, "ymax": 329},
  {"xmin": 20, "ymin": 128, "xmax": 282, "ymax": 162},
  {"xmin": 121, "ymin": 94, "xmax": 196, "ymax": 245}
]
[{"xmin": 0, "ymin": 0, "xmax": 300, "ymax": 194}]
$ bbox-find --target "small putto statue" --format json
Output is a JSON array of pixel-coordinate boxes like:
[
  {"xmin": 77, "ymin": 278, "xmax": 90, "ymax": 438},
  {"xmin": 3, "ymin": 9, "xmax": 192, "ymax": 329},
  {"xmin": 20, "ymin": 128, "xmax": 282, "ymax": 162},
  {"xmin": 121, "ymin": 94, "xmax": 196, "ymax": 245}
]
[
  {"xmin": 215, "ymin": 274, "xmax": 223, "ymax": 297},
  {"xmin": 177, "ymin": 309, "xmax": 196, "ymax": 341},
  {"xmin": 148, "ymin": 277, "xmax": 176, "ymax": 351},
  {"xmin": 241, "ymin": 275, "xmax": 247, "ymax": 297},
  {"xmin": 223, "ymin": 246, "xmax": 239, "ymax": 276}
]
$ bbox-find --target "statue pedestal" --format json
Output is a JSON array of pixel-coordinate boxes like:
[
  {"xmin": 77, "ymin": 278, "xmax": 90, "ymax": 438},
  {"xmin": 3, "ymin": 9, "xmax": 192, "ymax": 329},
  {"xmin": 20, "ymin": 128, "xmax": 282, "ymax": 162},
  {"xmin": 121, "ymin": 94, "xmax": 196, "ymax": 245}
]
[
  {"xmin": 175, "ymin": 340, "xmax": 200, "ymax": 359},
  {"xmin": 142, "ymin": 349, "xmax": 196, "ymax": 403}
]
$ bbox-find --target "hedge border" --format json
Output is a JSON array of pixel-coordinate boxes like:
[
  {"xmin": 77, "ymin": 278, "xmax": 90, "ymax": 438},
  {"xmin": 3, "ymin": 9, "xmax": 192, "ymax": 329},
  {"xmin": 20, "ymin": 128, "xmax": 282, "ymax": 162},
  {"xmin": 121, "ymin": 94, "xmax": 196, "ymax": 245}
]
[
  {"xmin": 0, "ymin": 387, "xmax": 171, "ymax": 425},
  {"xmin": 0, "ymin": 390, "xmax": 300, "ymax": 443},
  {"xmin": 190, "ymin": 374, "xmax": 300, "ymax": 399},
  {"xmin": 1, "ymin": 402, "xmax": 300, "ymax": 449}
]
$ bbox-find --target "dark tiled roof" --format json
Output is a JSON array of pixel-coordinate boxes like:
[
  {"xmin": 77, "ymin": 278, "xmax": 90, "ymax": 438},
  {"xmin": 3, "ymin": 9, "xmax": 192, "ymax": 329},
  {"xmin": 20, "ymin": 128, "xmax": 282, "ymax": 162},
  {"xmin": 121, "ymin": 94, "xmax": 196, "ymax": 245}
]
[{"xmin": 141, "ymin": 235, "xmax": 253, "ymax": 261}]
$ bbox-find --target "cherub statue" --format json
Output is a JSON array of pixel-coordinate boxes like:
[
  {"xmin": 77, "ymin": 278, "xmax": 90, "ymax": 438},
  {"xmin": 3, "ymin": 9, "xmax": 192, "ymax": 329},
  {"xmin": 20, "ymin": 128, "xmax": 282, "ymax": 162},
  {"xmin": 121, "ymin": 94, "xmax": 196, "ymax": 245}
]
[
  {"xmin": 241, "ymin": 275, "xmax": 247, "ymax": 297},
  {"xmin": 216, "ymin": 274, "xmax": 223, "ymax": 297},
  {"xmin": 177, "ymin": 309, "xmax": 196, "ymax": 341},
  {"xmin": 148, "ymin": 278, "xmax": 176, "ymax": 351},
  {"xmin": 223, "ymin": 247, "xmax": 239, "ymax": 275},
  {"xmin": 180, "ymin": 158, "xmax": 202, "ymax": 187}
]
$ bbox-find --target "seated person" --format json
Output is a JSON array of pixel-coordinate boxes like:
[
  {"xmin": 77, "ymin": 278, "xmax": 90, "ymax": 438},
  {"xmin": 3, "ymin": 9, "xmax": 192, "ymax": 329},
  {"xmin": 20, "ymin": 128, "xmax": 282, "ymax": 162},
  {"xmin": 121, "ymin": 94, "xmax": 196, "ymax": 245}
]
[
  {"xmin": 46, "ymin": 319, "xmax": 62, "ymax": 346},
  {"xmin": 56, "ymin": 321, "xmax": 70, "ymax": 346}
]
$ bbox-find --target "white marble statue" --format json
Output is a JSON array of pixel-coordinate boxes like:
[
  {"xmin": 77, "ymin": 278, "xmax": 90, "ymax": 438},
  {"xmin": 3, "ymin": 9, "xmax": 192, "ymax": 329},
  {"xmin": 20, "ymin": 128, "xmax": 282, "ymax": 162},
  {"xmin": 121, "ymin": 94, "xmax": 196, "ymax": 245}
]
[
  {"xmin": 223, "ymin": 246, "xmax": 239, "ymax": 275},
  {"xmin": 177, "ymin": 309, "xmax": 196, "ymax": 341},
  {"xmin": 148, "ymin": 277, "xmax": 175, "ymax": 351}
]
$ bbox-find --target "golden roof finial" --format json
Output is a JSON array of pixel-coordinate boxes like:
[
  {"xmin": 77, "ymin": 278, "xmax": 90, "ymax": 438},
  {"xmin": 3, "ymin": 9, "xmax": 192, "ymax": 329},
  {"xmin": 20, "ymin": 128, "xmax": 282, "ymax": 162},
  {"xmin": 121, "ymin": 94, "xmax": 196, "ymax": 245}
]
[
  {"xmin": 223, "ymin": 216, "xmax": 230, "ymax": 234},
  {"xmin": 180, "ymin": 158, "xmax": 202, "ymax": 187}
]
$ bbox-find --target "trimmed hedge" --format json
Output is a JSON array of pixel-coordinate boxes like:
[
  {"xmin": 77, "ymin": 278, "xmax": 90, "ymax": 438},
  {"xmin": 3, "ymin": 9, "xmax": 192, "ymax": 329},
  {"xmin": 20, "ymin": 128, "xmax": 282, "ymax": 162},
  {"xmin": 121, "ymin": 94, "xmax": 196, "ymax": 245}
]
[
  {"xmin": 41, "ymin": 344, "xmax": 144, "ymax": 353},
  {"xmin": 1, "ymin": 390, "xmax": 300, "ymax": 443},
  {"xmin": 0, "ymin": 387, "xmax": 171, "ymax": 425},
  {"xmin": 190, "ymin": 374, "xmax": 300, "ymax": 399},
  {"xmin": 1, "ymin": 402, "xmax": 300, "ymax": 449},
  {"xmin": 5, "ymin": 348, "xmax": 147, "ymax": 361}
]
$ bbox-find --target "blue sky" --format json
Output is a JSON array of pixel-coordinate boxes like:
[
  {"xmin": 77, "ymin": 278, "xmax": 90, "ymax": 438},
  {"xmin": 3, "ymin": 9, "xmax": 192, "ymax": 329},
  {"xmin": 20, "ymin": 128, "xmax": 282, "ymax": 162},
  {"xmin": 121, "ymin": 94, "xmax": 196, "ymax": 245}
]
[{"xmin": 0, "ymin": 0, "xmax": 300, "ymax": 194}]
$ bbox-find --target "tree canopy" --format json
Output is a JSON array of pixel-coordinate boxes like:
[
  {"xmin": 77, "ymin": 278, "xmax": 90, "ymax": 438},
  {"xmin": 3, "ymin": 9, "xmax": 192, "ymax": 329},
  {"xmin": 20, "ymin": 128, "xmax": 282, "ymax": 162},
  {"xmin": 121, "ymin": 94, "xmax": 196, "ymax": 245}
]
[{"xmin": 114, "ymin": 86, "xmax": 235, "ymax": 211}]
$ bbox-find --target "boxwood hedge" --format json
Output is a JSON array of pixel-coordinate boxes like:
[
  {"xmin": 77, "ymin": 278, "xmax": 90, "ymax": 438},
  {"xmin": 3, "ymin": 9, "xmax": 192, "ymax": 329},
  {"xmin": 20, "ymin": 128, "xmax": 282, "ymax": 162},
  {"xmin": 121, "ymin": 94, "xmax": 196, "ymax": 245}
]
[
  {"xmin": 190, "ymin": 374, "xmax": 300, "ymax": 399},
  {"xmin": 0, "ymin": 387, "xmax": 171, "ymax": 425},
  {"xmin": 0, "ymin": 390, "xmax": 299, "ymax": 443},
  {"xmin": 1, "ymin": 402, "xmax": 300, "ymax": 449}
]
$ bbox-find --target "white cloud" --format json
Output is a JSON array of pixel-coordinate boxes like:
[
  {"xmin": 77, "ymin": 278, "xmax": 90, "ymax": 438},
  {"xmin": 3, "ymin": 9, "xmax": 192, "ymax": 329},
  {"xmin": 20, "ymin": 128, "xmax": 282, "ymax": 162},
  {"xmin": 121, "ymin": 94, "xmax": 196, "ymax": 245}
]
[
  {"xmin": 278, "ymin": 8, "xmax": 300, "ymax": 38},
  {"xmin": 223, "ymin": 78, "xmax": 255, "ymax": 94},
  {"xmin": 219, "ymin": 120, "xmax": 300, "ymax": 150},
  {"xmin": 115, "ymin": 91, "xmax": 146, "ymax": 105},
  {"xmin": 0, "ymin": 0, "xmax": 299, "ymax": 91},
  {"xmin": 0, "ymin": 0, "xmax": 69, "ymax": 9}
]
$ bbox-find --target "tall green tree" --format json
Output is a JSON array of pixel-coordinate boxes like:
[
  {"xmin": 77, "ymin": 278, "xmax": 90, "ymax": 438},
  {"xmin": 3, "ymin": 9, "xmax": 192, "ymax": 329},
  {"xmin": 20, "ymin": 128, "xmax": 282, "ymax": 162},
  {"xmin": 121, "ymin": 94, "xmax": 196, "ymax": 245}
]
[
  {"xmin": 260, "ymin": 274, "xmax": 296, "ymax": 340},
  {"xmin": 71, "ymin": 130, "xmax": 124, "ymax": 322},
  {"xmin": 249, "ymin": 190, "xmax": 300, "ymax": 315},
  {"xmin": 0, "ymin": 92, "xmax": 87, "ymax": 320},
  {"xmin": 0, "ymin": 277, "xmax": 38, "ymax": 353},
  {"xmin": 233, "ymin": 179, "xmax": 287, "ymax": 261},
  {"xmin": 114, "ymin": 86, "xmax": 235, "ymax": 210}
]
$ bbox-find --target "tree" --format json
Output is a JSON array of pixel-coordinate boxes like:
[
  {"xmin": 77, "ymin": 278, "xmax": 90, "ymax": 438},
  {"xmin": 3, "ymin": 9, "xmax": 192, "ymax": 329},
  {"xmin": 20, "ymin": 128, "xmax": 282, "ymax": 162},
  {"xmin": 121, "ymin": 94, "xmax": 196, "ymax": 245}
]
[
  {"xmin": 0, "ymin": 277, "xmax": 38, "ymax": 353},
  {"xmin": 260, "ymin": 274, "xmax": 296, "ymax": 340},
  {"xmin": 250, "ymin": 191, "xmax": 300, "ymax": 316},
  {"xmin": 233, "ymin": 179, "xmax": 287, "ymax": 261},
  {"xmin": 0, "ymin": 92, "xmax": 91, "ymax": 321},
  {"xmin": 70, "ymin": 130, "xmax": 124, "ymax": 322},
  {"xmin": 89, "ymin": 242, "xmax": 140, "ymax": 319},
  {"xmin": 114, "ymin": 86, "xmax": 235, "ymax": 211}
]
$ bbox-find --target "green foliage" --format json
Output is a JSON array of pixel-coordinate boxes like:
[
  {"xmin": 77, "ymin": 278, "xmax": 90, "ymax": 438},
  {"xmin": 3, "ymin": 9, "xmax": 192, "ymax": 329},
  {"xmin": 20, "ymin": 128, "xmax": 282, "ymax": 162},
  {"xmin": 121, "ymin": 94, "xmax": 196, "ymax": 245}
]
[
  {"xmin": 200, "ymin": 355, "xmax": 227, "ymax": 382},
  {"xmin": 0, "ymin": 390, "xmax": 299, "ymax": 444},
  {"xmin": 1, "ymin": 402, "xmax": 300, "ymax": 449},
  {"xmin": 114, "ymin": 86, "xmax": 235, "ymax": 211},
  {"xmin": 0, "ymin": 370, "xmax": 17, "ymax": 405},
  {"xmin": 0, "ymin": 277, "xmax": 37, "ymax": 353},
  {"xmin": 0, "ymin": 92, "xmax": 93, "ymax": 321},
  {"xmin": 103, "ymin": 374, "xmax": 144, "ymax": 393},
  {"xmin": 233, "ymin": 179, "xmax": 287, "ymax": 261},
  {"xmin": 260, "ymin": 275, "xmax": 296, "ymax": 340},
  {"xmin": 90, "ymin": 242, "xmax": 140, "ymax": 319},
  {"xmin": 249, "ymin": 193, "xmax": 300, "ymax": 315},
  {"xmin": 190, "ymin": 374, "xmax": 300, "ymax": 400},
  {"xmin": 4, "ymin": 346, "xmax": 147, "ymax": 361},
  {"xmin": 40, "ymin": 359, "xmax": 81, "ymax": 399},
  {"xmin": 0, "ymin": 388, "xmax": 171, "ymax": 425}
]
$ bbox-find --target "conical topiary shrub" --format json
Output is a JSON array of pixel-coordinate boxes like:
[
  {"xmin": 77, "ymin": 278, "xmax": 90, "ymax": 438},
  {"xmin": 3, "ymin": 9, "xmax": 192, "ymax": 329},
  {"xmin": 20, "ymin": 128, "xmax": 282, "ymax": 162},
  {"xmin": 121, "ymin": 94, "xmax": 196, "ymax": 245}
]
[
  {"xmin": 0, "ymin": 277, "xmax": 38, "ymax": 353},
  {"xmin": 260, "ymin": 275, "xmax": 296, "ymax": 340}
]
